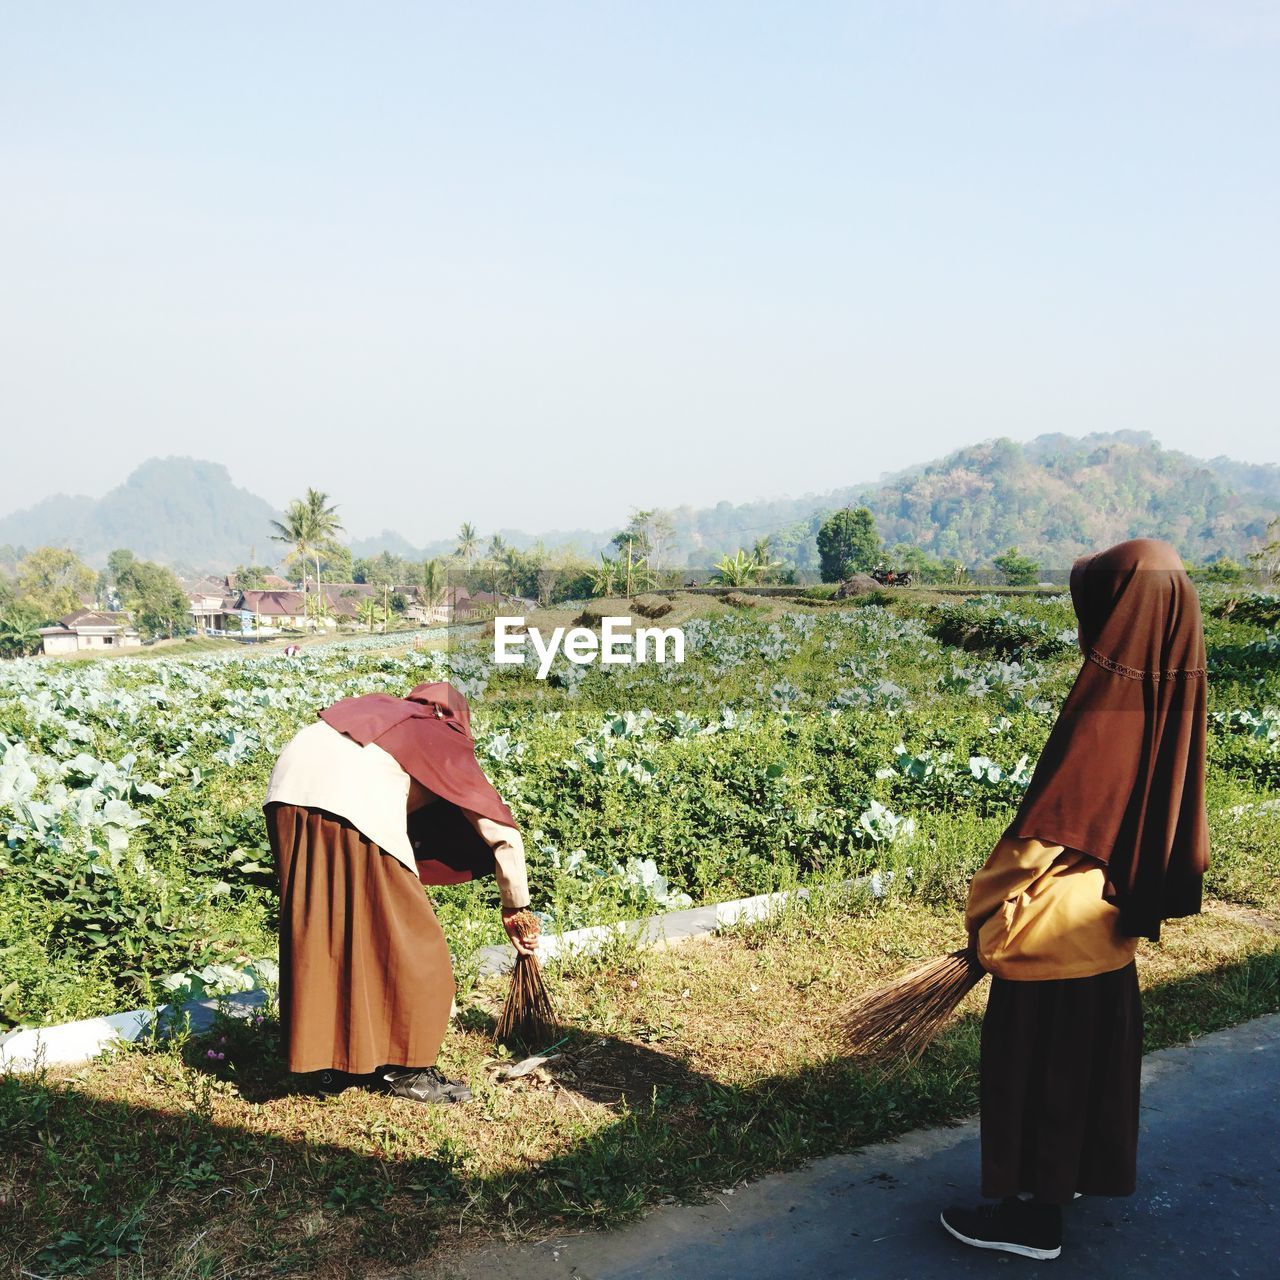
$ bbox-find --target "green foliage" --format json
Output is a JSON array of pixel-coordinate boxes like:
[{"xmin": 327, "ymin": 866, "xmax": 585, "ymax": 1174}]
[
  {"xmin": 1248, "ymin": 515, "xmax": 1280, "ymax": 582},
  {"xmin": 1212, "ymin": 591, "xmax": 1280, "ymax": 629},
  {"xmin": 317, "ymin": 541, "xmax": 354, "ymax": 582},
  {"xmin": 610, "ymin": 518, "xmax": 652, "ymax": 561},
  {"xmin": 816, "ymin": 507, "xmax": 880, "ymax": 582},
  {"xmin": 230, "ymin": 563, "xmax": 271, "ymax": 589},
  {"xmin": 115, "ymin": 558, "xmax": 188, "ymax": 639},
  {"xmin": 455, "ymin": 521, "xmax": 480, "ymax": 564},
  {"xmin": 270, "ymin": 488, "xmax": 345, "ymax": 592},
  {"xmin": 929, "ymin": 597, "xmax": 1076, "ymax": 659},
  {"xmin": 991, "ymin": 545, "xmax": 1040, "ymax": 587},
  {"xmin": 106, "ymin": 548, "xmax": 136, "ymax": 584},
  {"xmin": 419, "ymin": 557, "xmax": 449, "ymax": 604},
  {"xmin": 1, "ymin": 585, "xmax": 1275, "ymax": 1031},
  {"xmin": 355, "ymin": 597, "xmax": 383, "ymax": 631},
  {"xmin": 1193, "ymin": 557, "xmax": 1247, "ymax": 584},
  {"xmin": 590, "ymin": 547, "xmax": 655, "ymax": 598},
  {"xmin": 0, "ymin": 605, "xmax": 43, "ymax": 658},
  {"xmin": 711, "ymin": 550, "xmax": 764, "ymax": 587},
  {"xmin": 14, "ymin": 546, "xmax": 97, "ymax": 623},
  {"xmin": 353, "ymin": 549, "xmax": 409, "ymax": 587}
]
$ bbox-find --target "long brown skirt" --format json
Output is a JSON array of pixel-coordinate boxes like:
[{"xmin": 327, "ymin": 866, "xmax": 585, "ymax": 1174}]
[
  {"xmin": 266, "ymin": 802, "xmax": 455, "ymax": 1075},
  {"xmin": 980, "ymin": 961, "xmax": 1142, "ymax": 1205}
]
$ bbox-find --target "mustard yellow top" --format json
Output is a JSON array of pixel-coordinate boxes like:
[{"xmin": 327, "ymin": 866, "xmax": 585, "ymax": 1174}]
[{"xmin": 965, "ymin": 836, "xmax": 1139, "ymax": 981}]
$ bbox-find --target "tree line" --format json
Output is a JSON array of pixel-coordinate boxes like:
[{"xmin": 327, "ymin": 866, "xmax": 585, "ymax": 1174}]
[{"xmin": 3, "ymin": 490, "xmax": 1275, "ymax": 659}]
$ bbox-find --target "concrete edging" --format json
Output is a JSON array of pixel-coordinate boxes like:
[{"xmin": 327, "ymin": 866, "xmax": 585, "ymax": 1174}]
[{"xmin": 0, "ymin": 883, "xmax": 833, "ymax": 1071}]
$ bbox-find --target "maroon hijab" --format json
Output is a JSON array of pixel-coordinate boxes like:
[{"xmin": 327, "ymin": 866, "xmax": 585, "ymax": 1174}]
[
  {"xmin": 320, "ymin": 681, "xmax": 515, "ymax": 885},
  {"xmin": 1008, "ymin": 539, "xmax": 1209, "ymax": 940}
]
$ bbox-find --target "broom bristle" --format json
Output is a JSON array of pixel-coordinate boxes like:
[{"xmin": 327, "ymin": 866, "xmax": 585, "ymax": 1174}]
[
  {"xmin": 842, "ymin": 949, "xmax": 985, "ymax": 1067},
  {"xmin": 495, "ymin": 952, "xmax": 559, "ymax": 1049}
]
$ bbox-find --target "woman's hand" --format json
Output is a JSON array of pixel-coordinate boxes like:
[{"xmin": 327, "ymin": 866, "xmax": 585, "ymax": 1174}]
[{"xmin": 502, "ymin": 908, "xmax": 540, "ymax": 957}]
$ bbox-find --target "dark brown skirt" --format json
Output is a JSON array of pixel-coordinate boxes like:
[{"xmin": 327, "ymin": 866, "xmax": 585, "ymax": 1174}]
[
  {"xmin": 980, "ymin": 961, "xmax": 1142, "ymax": 1204},
  {"xmin": 266, "ymin": 802, "xmax": 455, "ymax": 1075}
]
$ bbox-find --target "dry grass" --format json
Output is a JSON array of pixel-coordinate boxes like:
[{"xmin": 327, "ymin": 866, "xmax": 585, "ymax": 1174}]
[{"xmin": 2, "ymin": 897, "xmax": 1278, "ymax": 1278}]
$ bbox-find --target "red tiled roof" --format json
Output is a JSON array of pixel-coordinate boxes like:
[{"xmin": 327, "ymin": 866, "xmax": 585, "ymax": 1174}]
[{"xmin": 238, "ymin": 590, "xmax": 305, "ymax": 616}]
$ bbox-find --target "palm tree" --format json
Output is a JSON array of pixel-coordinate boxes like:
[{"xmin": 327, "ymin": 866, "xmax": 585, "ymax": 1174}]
[
  {"xmin": 500, "ymin": 548, "xmax": 524, "ymax": 596},
  {"xmin": 750, "ymin": 536, "xmax": 783, "ymax": 583},
  {"xmin": 301, "ymin": 488, "xmax": 344, "ymax": 596},
  {"xmin": 455, "ymin": 523, "xmax": 479, "ymax": 567},
  {"xmin": 476, "ymin": 535, "xmax": 504, "ymax": 602},
  {"xmin": 270, "ymin": 489, "xmax": 344, "ymax": 598},
  {"xmin": 420, "ymin": 558, "xmax": 448, "ymax": 608},
  {"xmin": 270, "ymin": 501, "xmax": 312, "ymax": 593}
]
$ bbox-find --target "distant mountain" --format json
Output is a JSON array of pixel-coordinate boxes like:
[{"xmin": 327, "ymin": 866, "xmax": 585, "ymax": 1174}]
[
  {"xmin": 0, "ymin": 458, "xmax": 280, "ymax": 571},
  {"xmin": 850, "ymin": 431, "xmax": 1277, "ymax": 566},
  {"xmin": 641, "ymin": 431, "xmax": 1278, "ymax": 569},
  {"xmin": 2, "ymin": 434, "xmax": 1275, "ymax": 573},
  {"xmin": 348, "ymin": 525, "xmax": 618, "ymax": 562}
]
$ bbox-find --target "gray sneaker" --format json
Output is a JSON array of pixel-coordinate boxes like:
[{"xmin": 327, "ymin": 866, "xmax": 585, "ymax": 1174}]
[{"xmin": 376, "ymin": 1066, "xmax": 472, "ymax": 1104}]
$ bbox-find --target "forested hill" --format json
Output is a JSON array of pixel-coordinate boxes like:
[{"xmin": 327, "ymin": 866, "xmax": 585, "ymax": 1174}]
[
  {"xmin": 853, "ymin": 431, "xmax": 1277, "ymax": 566},
  {"xmin": 352, "ymin": 433, "xmax": 1278, "ymax": 568},
  {"xmin": 2, "ymin": 433, "xmax": 1275, "ymax": 571},
  {"xmin": 0, "ymin": 459, "xmax": 279, "ymax": 570},
  {"xmin": 666, "ymin": 431, "xmax": 1278, "ymax": 569}
]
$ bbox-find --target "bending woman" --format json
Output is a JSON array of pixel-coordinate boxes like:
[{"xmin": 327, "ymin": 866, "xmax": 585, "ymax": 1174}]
[
  {"xmin": 263, "ymin": 681, "xmax": 538, "ymax": 1104},
  {"xmin": 941, "ymin": 539, "xmax": 1209, "ymax": 1260}
]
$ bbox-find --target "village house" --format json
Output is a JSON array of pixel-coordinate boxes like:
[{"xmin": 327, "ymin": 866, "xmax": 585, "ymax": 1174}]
[
  {"xmin": 235, "ymin": 583, "xmax": 400, "ymax": 631},
  {"xmin": 181, "ymin": 576, "xmax": 239, "ymax": 634},
  {"xmin": 39, "ymin": 610, "xmax": 142, "ymax": 656},
  {"xmin": 404, "ymin": 596, "xmax": 450, "ymax": 626},
  {"xmin": 235, "ymin": 590, "xmax": 310, "ymax": 631},
  {"xmin": 403, "ymin": 585, "xmax": 533, "ymax": 625},
  {"xmin": 186, "ymin": 575, "xmax": 532, "ymax": 638}
]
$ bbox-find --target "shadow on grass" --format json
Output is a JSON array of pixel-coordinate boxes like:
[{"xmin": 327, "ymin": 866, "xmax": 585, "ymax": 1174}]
[{"xmin": 2, "ymin": 948, "xmax": 1278, "ymax": 1278}]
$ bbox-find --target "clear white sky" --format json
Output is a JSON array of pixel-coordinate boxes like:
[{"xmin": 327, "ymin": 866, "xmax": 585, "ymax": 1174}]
[{"xmin": 2, "ymin": 1, "xmax": 1277, "ymax": 541}]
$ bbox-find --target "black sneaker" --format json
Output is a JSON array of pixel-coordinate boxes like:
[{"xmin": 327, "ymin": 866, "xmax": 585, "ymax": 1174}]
[
  {"xmin": 941, "ymin": 1199, "xmax": 1062, "ymax": 1260},
  {"xmin": 375, "ymin": 1065, "xmax": 472, "ymax": 1104}
]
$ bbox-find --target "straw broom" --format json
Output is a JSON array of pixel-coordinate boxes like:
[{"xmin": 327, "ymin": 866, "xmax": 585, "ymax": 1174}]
[
  {"xmin": 495, "ymin": 911, "xmax": 558, "ymax": 1049},
  {"xmin": 842, "ymin": 947, "xmax": 986, "ymax": 1067}
]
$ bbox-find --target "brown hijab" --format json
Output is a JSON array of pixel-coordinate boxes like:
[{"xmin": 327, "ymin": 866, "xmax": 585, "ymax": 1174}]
[
  {"xmin": 1008, "ymin": 539, "xmax": 1209, "ymax": 940},
  {"xmin": 320, "ymin": 681, "xmax": 516, "ymax": 885}
]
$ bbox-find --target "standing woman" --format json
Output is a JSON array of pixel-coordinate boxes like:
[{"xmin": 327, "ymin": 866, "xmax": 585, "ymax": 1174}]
[
  {"xmin": 941, "ymin": 539, "xmax": 1209, "ymax": 1259},
  {"xmin": 263, "ymin": 681, "xmax": 538, "ymax": 1103}
]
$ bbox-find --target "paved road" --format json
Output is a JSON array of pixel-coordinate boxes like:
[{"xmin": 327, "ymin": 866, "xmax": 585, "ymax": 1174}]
[{"xmin": 423, "ymin": 1013, "xmax": 1280, "ymax": 1279}]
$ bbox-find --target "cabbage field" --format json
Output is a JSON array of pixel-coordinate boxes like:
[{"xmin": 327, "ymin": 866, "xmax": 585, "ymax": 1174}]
[{"xmin": 2, "ymin": 591, "xmax": 1277, "ymax": 1031}]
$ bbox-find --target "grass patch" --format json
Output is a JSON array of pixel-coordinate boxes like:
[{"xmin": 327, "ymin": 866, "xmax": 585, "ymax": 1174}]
[{"xmin": 3, "ymin": 895, "xmax": 1277, "ymax": 1278}]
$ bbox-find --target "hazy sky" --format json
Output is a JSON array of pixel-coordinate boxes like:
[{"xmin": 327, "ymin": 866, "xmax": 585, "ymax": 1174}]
[{"xmin": 2, "ymin": 1, "xmax": 1277, "ymax": 542}]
